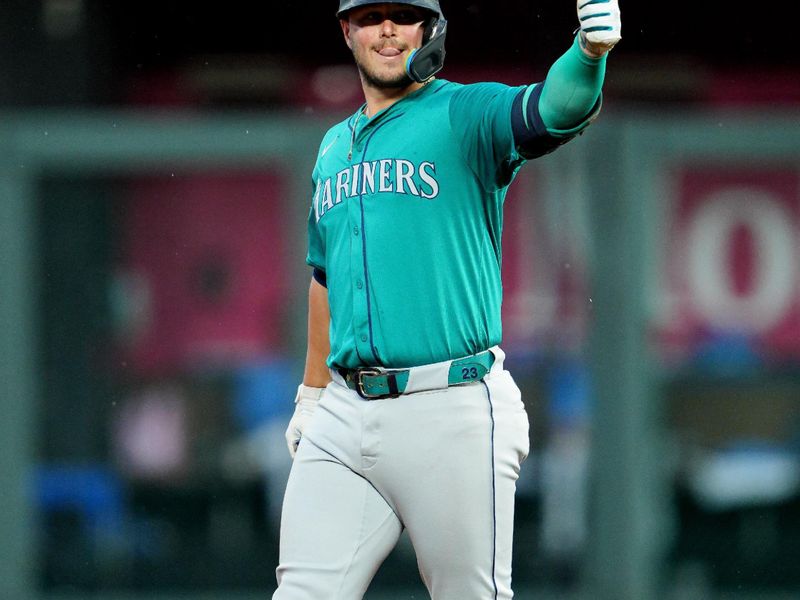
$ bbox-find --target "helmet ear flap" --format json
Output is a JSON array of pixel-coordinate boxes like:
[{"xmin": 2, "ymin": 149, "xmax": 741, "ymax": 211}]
[{"xmin": 406, "ymin": 18, "xmax": 447, "ymax": 83}]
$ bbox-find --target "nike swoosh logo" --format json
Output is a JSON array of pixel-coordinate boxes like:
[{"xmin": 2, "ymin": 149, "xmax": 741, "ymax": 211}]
[{"xmin": 321, "ymin": 136, "xmax": 339, "ymax": 157}]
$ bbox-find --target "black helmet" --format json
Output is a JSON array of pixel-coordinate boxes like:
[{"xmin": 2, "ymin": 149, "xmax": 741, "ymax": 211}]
[
  {"xmin": 337, "ymin": 0, "xmax": 443, "ymax": 20},
  {"xmin": 337, "ymin": 0, "xmax": 447, "ymax": 83}
]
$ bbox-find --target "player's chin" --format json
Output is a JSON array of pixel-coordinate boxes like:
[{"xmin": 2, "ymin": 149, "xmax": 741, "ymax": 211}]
[{"xmin": 361, "ymin": 65, "xmax": 412, "ymax": 89}]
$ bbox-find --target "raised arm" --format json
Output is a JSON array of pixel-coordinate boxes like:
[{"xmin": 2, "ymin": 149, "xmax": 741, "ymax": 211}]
[
  {"xmin": 511, "ymin": 0, "xmax": 621, "ymax": 157},
  {"xmin": 538, "ymin": 0, "xmax": 622, "ymax": 129}
]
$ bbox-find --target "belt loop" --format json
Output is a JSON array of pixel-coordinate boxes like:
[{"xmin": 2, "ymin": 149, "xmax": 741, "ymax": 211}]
[{"xmin": 487, "ymin": 346, "xmax": 504, "ymax": 374}]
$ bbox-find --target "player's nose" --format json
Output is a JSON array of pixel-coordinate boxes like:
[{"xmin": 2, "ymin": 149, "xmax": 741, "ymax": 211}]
[{"xmin": 379, "ymin": 18, "xmax": 397, "ymax": 36}]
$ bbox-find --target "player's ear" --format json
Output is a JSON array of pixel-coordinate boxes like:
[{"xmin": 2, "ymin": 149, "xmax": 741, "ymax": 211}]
[{"xmin": 340, "ymin": 19, "xmax": 353, "ymax": 50}]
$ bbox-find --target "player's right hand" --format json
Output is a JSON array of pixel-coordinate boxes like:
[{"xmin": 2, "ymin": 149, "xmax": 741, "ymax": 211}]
[
  {"xmin": 285, "ymin": 383, "xmax": 325, "ymax": 458},
  {"xmin": 577, "ymin": 0, "xmax": 622, "ymax": 57}
]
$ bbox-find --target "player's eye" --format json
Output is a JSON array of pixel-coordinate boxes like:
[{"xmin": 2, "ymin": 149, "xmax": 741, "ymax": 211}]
[
  {"xmin": 353, "ymin": 11, "xmax": 384, "ymax": 25},
  {"xmin": 390, "ymin": 9, "xmax": 425, "ymax": 25}
]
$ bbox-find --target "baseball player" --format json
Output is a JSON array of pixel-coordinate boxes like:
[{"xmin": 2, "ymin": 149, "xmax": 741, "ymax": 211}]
[{"xmin": 275, "ymin": 1, "xmax": 621, "ymax": 598}]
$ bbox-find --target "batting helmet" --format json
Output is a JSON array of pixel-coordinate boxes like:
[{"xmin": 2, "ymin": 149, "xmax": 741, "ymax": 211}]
[
  {"xmin": 336, "ymin": 0, "xmax": 443, "ymax": 20},
  {"xmin": 336, "ymin": 0, "xmax": 447, "ymax": 83}
]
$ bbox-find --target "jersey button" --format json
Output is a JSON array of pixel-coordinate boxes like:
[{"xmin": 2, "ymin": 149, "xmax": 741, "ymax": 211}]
[
  {"xmin": 353, "ymin": 226, "xmax": 360, "ymax": 236},
  {"xmin": 361, "ymin": 334, "xmax": 368, "ymax": 342},
  {"xmin": 356, "ymin": 279, "xmax": 363, "ymax": 289}
]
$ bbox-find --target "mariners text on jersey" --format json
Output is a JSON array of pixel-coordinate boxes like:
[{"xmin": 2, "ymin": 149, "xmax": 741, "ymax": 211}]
[{"xmin": 313, "ymin": 159, "xmax": 440, "ymax": 222}]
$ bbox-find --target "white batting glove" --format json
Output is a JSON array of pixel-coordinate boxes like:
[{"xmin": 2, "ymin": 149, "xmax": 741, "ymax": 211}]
[
  {"xmin": 577, "ymin": 0, "xmax": 622, "ymax": 57},
  {"xmin": 285, "ymin": 383, "xmax": 325, "ymax": 459}
]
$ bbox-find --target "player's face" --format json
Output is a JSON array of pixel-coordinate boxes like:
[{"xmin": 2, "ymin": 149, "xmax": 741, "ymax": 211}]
[{"xmin": 341, "ymin": 4, "xmax": 427, "ymax": 90}]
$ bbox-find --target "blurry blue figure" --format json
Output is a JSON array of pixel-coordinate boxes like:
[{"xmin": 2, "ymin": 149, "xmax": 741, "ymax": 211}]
[
  {"xmin": 34, "ymin": 464, "xmax": 125, "ymax": 540},
  {"xmin": 231, "ymin": 356, "xmax": 297, "ymax": 432},
  {"xmin": 546, "ymin": 357, "xmax": 592, "ymax": 428},
  {"xmin": 692, "ymin": 330, "xmax": 762, "ymax": 378},
  {"xmin": 225, "ymin": 356, "xmax": 300, "ymax": 532},
  {"xmin": 539, "ymin": 358, "xmax": 592, "ymax": 583},
  {"xmin": 33, "ymin": 463, "xmax": 129, "ymax": 582}
]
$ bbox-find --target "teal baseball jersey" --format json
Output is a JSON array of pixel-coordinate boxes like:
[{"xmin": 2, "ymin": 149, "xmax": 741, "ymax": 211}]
[{"xmin": 307, "ymin": 78, "xmax": 592, "ymax": 370}]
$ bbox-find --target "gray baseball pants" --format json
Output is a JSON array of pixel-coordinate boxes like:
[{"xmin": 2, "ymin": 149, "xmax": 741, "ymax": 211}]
[{"xmin": 273, "ymin": 349, "xmax": 530, "ymax": 599}]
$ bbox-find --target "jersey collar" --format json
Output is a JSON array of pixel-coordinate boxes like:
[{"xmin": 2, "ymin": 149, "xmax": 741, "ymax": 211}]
[{"xmin": 351, "ymin": 79, "xmax": 448, "ymax": 128}]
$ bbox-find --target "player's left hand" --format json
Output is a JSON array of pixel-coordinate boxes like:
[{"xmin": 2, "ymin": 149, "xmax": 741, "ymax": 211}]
[
  {"xmin": 285, "ymin": 383, "xmax": 325, "ymax": 458},
  {"xmin": 577, "ymin": 0, "xmax": 621, "ymax": 57}
]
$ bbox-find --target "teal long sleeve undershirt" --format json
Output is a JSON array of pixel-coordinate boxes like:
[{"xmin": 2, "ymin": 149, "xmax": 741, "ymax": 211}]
[{"xmin": 538, "ymin": 35, "xmax": 607, "ymax": 132}]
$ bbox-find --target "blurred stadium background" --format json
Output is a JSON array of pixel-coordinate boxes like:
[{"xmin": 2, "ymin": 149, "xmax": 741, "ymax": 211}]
[{"xmin": 1, "ymin": 1, "xmax": 799, "ymax": 599}]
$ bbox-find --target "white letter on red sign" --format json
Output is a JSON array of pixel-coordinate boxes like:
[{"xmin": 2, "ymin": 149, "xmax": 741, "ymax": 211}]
[{"xmin": 686, "ymin": 188, "xmax": 796, "ymax": 333}]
